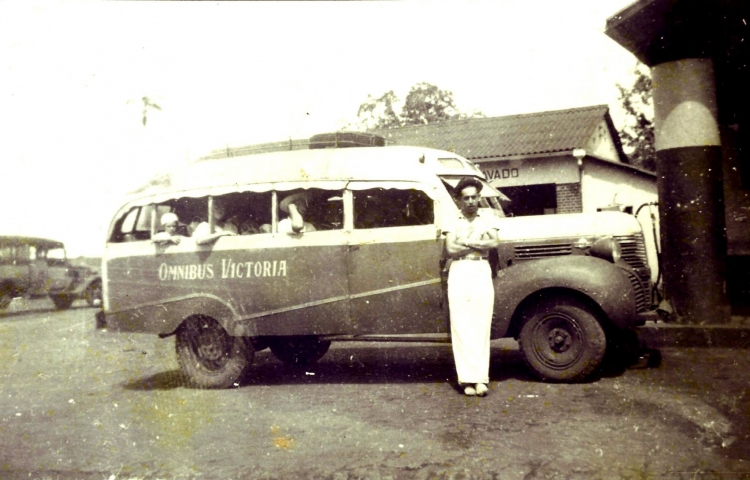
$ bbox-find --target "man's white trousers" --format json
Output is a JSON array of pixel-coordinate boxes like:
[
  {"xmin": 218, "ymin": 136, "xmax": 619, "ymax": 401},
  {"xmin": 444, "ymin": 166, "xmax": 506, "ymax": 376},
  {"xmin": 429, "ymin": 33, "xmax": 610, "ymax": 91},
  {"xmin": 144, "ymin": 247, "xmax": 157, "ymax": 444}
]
[{"xmin": 448, "ymin": 259, "xmax": 493, "ymax": 385}]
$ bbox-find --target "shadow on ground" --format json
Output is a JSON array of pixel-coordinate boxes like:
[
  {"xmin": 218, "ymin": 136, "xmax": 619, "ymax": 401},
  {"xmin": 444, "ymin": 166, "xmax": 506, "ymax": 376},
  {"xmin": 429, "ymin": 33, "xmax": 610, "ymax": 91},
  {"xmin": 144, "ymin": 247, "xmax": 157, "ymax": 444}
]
[
  {"xmin": 122, "ymin": 343, "xmax": 538, "ymax": 391},
  {"xmin": 0, "ymin": 303, "xmax": 94, "ymax": 321}
]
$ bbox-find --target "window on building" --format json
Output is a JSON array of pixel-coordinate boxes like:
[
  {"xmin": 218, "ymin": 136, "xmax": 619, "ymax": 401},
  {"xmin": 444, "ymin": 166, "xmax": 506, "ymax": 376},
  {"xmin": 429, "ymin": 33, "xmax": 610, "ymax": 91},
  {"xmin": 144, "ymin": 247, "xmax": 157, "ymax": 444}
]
[{"xmin": 501, "ymin": 184, "xmax": 558, "ymax": 216}]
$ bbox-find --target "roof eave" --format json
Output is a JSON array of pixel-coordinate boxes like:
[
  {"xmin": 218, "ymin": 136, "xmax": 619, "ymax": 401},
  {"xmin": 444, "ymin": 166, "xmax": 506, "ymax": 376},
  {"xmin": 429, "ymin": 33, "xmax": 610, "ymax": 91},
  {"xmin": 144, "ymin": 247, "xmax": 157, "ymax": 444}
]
[{"xmin": 605, "ymin": 0, "xmax": 671, "ymax": 66}]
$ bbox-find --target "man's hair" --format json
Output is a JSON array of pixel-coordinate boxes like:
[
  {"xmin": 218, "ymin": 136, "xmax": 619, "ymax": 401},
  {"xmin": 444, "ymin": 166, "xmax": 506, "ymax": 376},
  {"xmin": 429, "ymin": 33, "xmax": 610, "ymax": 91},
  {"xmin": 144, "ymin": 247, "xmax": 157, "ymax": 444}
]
[{"xmin": 454, "ymin": 177, "xmax": 483, "ymax": 196}]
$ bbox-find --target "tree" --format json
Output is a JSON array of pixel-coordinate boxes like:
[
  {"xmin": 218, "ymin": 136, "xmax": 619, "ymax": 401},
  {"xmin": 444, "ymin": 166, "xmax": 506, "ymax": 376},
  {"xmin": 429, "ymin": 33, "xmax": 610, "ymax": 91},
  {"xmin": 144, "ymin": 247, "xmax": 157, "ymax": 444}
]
[
  {"xmin": 616, "ymin": 65, "xmax": 655, "ymax": 171},
  {"xmin": 356, "ymin": 90, "xmax": 401, "ymax": 130},
  {"xmin": 401, "ymin": 82, "xmax": 462, "ymax": 125},
  {"xmin": 353, "ymin": 82, "xmax": 483, "ymax": 131}
]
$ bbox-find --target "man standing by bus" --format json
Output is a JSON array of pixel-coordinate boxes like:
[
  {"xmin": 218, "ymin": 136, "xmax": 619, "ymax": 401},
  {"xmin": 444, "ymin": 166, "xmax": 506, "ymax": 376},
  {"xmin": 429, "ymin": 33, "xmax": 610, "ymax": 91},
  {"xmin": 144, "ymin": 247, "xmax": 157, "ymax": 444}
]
[{"xmin": 444, "ymin": 177, "xmax": 501, "ymax": 396}]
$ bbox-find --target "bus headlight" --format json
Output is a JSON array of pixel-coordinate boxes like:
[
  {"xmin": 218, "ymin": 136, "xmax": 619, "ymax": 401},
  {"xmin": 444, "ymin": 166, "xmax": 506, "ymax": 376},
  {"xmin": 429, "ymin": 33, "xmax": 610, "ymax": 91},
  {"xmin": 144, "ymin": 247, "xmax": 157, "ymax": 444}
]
[{"xmin": 590, "ymin": 236, "xmax": 622, "ymax": 263}]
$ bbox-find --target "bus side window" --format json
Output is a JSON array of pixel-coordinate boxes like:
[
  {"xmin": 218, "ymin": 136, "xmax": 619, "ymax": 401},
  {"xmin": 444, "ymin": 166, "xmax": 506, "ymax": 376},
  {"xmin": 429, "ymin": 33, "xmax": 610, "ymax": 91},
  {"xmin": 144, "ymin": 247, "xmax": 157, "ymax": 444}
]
[
  {"xmin": 134, "ymin": 205, "xmax": 156, "ymax": 240},
  {"xmin": 109, "ymin": 207, "xmax": 139, "ymax": 243},
  {"xmin": 110, "ymin": 205, "xmax": 163, "ymax": 243},
  {"xmin": 0, "ymin": 246, "xmax": 15, "ymax": 265},
  {"xmin": 403, "ymin": 189, "xmax": 434, "ymax": 226},
  {"xmin": 212, "ymin": 191, "xmax": 273, "ymax": 235},
  {"xmin": 354, "ymin": 188, "xmax": 433, "ymax": 229}
]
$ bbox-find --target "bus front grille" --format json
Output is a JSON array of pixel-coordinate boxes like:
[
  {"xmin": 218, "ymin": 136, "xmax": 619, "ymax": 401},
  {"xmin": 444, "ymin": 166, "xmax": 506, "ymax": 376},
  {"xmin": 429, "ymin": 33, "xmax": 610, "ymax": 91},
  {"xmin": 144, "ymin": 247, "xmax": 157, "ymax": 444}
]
[{"xmin": 514, "ymin": 243, "xmax": 573, "ymax": 259}]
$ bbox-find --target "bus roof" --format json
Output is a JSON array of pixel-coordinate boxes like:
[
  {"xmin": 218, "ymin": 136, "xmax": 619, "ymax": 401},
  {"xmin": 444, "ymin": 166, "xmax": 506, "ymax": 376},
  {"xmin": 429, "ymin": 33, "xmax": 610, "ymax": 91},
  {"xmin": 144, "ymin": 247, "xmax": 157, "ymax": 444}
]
[{"xmin": 129, "ymin": 146, "xmax": 485, "ymax": 202}]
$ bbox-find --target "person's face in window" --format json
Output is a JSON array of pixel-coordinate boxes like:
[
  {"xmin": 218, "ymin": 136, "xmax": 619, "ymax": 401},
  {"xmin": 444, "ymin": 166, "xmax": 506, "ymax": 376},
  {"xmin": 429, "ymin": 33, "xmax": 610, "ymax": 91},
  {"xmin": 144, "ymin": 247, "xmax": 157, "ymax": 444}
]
[
  {"xmin": 212, "ymin": 202, "xmax": 227, "ymax": 221},
  {"xmin": 292, "ymin": 199, "xmax": 308, "ymax": 216},
  {"xmin": 164, "ymin": 221, "xmax": 178, "ymax": 235}
]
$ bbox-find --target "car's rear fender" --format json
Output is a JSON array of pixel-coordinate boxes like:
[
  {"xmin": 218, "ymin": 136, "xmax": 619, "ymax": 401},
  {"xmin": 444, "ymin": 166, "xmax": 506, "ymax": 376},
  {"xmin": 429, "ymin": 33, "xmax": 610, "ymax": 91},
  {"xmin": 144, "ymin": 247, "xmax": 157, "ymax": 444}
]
[{"xmin": 491, "ymin": 255, "xmax": 637, "ymax": 339}]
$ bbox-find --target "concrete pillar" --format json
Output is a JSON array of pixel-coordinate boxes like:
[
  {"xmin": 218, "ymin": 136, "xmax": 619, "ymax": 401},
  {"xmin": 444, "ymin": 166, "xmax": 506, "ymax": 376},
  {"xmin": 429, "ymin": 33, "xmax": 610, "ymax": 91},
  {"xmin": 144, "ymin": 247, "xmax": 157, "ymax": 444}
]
[{"xmin": 652, "ymin": 58, "xmax": 730, "ymax": 324}]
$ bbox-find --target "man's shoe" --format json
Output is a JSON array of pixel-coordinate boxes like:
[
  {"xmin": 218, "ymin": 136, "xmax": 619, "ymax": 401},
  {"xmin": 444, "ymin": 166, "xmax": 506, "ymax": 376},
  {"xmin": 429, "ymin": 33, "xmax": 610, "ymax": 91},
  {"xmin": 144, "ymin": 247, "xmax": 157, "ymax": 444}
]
[
  {"xmin": 464, "ymin": 385, "xmax": 477, "ymax": 396},
  {"xmin": 475, "ymin": 383, "xmax": 488, "ymax": 396}
]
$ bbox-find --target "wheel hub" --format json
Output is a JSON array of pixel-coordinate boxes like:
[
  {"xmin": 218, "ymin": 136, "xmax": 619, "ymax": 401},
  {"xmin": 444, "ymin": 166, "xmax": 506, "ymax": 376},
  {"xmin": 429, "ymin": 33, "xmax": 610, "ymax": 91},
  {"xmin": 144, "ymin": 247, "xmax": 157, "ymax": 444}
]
[
  {"xmin": 548, "ymin": 328, "xmax": 572, "ymax": 353},
  {"xmin": 197, "ymin": 330, "xmax": 226, "ymax": 361}
]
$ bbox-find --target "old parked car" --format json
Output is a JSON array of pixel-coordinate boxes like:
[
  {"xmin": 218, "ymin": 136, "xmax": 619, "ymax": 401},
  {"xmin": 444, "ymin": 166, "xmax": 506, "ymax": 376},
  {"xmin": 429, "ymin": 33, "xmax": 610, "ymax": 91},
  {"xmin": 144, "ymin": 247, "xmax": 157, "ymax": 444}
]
[
  {"xmin": 99, "ymin": 133, "xmax": 658, "ymax": 388},
  {"xmin": 0, "ymin": 236, "xmax": 102, "ymax": 310}
]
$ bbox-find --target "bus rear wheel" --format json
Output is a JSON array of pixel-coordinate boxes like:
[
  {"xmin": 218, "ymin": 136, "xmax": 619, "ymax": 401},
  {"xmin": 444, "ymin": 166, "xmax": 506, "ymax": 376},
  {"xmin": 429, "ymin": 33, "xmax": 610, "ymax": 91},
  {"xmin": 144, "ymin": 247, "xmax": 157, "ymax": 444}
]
[{"xmin": 176, "ymin": 315, "xmax": 252, "ymax": 388}]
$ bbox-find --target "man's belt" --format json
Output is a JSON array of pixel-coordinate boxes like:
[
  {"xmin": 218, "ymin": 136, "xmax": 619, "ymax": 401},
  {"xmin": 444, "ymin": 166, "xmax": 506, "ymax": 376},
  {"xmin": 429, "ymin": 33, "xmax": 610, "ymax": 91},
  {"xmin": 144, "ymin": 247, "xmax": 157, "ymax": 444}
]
[{"xmin": 455, "ymin": 253, "xmax": 488, "ymax": 261}]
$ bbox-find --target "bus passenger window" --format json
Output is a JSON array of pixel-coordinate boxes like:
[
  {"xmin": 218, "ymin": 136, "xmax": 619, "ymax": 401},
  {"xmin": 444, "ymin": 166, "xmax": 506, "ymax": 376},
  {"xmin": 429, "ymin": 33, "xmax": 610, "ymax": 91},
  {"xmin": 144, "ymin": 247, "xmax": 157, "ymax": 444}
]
[
  {"xmin": 217, "ymin": 191, "xmax": 273, "ymax": 235},
  {"xmin": 354, "ymin": 188, "xmax": 433, "ymax": 229},
  {"xmin": 109, "ymin": 207, "xmax": 141, "ymax": 243},
  {"xmin": 277, "ymin": 189, "xmax": 343, "ymax": 233}
]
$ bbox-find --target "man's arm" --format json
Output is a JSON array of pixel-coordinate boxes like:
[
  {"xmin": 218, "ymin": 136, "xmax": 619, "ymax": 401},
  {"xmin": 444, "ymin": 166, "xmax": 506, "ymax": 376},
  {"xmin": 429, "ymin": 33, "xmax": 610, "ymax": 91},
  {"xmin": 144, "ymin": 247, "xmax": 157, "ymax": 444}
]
[
  {"xmin": 461, "ymin": 228, "xmax": 500, "ymax": 252},
  {"xmin": 193, "ymin": 222, "xmax": 235, "ymax": 246},
  {"xmin": 288, "ymin": 204, "xmax": 305, "ymax": 233},
  {"xmin": 153, "ymin": 232, "xmax": 181, "ymax": 245},
  {"xmin": 445, "ymin": 231, "xmax": 474, "ymax": 257}
]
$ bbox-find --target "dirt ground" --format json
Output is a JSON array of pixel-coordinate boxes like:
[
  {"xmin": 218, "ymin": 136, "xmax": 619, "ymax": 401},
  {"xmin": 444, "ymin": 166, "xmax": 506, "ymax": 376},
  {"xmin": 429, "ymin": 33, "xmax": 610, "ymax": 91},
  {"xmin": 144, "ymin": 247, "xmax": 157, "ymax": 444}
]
[{"xmin": 1, "ymin": 299, "xmax": 749, "ymax": 480}]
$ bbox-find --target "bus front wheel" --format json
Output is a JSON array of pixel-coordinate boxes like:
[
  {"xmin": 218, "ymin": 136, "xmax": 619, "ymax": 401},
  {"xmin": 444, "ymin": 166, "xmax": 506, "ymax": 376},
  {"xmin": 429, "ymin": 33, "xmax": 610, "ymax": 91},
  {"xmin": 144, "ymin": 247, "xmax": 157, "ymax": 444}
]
[
  {"xmin": 176, "ymin": 315, "xmax": 252, "ymax": 388},
  {"xmin": 518, "ymin": 297, "xmax": 606, "ymax": 382}
]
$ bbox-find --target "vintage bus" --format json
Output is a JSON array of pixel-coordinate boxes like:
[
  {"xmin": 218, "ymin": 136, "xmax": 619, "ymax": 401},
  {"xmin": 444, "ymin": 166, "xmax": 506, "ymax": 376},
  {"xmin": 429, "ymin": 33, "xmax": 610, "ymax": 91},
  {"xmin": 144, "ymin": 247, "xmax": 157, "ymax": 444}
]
[{"xmin": 101, "ymin": 141, "xmax": 654, "ymax": 388}]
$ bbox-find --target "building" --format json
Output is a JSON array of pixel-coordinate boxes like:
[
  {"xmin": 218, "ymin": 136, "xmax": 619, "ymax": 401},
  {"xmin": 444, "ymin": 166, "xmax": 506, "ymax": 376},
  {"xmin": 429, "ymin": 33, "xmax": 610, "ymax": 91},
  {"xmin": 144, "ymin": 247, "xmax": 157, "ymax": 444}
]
[{"xmin": 605, "ymin": 0, "xmax": 748, "ymax": 323}]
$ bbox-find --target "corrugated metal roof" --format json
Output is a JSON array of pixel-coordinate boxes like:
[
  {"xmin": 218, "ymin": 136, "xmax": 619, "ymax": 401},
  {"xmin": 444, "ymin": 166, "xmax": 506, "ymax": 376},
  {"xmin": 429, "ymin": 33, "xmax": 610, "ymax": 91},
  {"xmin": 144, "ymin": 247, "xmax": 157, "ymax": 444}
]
[{"xmin": 373, "ymin": 104, "xmax": 615, "ymax": 161}]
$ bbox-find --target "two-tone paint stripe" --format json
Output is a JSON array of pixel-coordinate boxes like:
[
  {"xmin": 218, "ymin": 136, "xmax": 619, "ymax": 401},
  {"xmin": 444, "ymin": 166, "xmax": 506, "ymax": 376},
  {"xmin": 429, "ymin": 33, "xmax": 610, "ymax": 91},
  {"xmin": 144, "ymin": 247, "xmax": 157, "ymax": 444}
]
[{"xmin": 106, "ymin": 277, "xmax": 442, "ymax": 321}]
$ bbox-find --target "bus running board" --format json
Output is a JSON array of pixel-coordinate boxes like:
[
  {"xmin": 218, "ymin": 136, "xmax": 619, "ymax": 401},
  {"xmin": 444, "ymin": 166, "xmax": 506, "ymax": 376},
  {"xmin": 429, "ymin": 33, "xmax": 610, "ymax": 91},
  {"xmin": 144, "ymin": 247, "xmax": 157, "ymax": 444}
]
[{"xmin": 319, "ymin": 333, "xmax": 452, "ymax": 344}]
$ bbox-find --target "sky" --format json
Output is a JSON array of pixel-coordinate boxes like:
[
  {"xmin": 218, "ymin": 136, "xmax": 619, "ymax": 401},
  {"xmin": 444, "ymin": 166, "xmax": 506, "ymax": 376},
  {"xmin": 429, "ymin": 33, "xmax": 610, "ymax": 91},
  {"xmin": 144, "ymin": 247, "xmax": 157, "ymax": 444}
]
[{"xmin": 0, "ymin": 0, "xmax": 641, "ymax": 257}]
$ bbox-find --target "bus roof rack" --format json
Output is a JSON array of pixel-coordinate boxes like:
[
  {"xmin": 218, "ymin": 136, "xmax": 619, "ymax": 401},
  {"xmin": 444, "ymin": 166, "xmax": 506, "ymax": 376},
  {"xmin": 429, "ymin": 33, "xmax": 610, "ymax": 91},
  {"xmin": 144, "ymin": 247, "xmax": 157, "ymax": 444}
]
[{"xmin": 309, "ymin": 132, "xmax": 386, "ymax": 149}]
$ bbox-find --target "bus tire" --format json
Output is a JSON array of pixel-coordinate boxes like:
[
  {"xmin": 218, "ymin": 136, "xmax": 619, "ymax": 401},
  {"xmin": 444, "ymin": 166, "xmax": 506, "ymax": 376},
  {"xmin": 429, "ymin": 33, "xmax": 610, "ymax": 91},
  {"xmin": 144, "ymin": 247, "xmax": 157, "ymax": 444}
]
[
  {"xmin": 518, "ymin": 297, "xmax": 606, "ymax": 382},
  {"xmin": 176, "ymin": 315, "xmax": 252, "ymax": 389},
  {"xmin": 269, "ymin": 336, "xmax": 331, "ymax": 367}
]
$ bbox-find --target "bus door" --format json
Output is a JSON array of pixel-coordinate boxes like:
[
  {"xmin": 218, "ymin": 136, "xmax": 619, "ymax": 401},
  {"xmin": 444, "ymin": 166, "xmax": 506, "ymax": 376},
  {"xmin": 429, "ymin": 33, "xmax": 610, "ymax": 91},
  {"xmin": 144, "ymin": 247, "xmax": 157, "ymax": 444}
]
[{"xmin": 347, "ymin": 182, "xmax": 447, "ymax": 335}]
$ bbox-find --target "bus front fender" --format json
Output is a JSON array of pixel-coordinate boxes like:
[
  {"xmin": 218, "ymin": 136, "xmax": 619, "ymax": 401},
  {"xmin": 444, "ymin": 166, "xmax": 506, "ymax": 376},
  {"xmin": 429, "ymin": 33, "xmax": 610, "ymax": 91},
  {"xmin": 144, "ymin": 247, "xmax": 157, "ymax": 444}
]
[{"xmin": 491, "ymin": 256, "xmax": 638, "ymax": 338}]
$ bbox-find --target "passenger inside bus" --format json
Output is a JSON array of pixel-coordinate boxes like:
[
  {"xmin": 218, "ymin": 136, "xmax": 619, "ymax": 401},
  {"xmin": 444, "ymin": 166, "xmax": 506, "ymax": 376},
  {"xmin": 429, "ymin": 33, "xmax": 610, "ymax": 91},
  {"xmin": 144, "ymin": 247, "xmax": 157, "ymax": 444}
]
[
  {"xmin": 153, "ymin": 212, "xmax": 184, "ymax": 245},
  {"xmin": 278, "ymin": 192, "xmax": 316, "ymax": 233},
  {"xmin": 192, "ymin": 198, "xmax": 238, "ymax": 245}
]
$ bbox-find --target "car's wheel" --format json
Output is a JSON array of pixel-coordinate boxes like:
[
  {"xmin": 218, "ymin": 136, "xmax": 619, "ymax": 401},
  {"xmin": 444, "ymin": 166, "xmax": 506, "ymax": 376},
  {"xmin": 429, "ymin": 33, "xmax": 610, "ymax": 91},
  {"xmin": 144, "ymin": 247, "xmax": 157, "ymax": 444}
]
[
  {"xmin": 269, "ymin": 336, "xmax": 331, "ymax": 367},
  {"xmin": 50, "ymin": 293, "xmax": 75, "ymax": 310},
  {"xmin": 1, "ymin": 283, "xmax": 15, "ymax": 310},
  {"xmin": 84, "ymin": 279, "xmax": 102, "ymax": 307},
  {"xmin": 176, "ymin": 315, "xmax": 252, "ymax": 389},
  {"xmin": 518, "ymin": 298, "xmax": 606, "ymax": 382},
  {"xmin": 0, "ymin": 294, "xmax": 11, "ymax": 311}
]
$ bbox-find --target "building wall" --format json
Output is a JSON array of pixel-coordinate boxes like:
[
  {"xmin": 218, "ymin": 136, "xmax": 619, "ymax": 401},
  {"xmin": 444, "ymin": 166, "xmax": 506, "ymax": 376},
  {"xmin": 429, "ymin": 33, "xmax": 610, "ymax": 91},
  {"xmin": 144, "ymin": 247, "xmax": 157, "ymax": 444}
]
[
  {"xmin": 556, "ymin": 183, "xmax": 582, "ymax": 213},
  {"xmin": 479, "ymin": 156, "xmax": 578, "ymax": 189},
  {"xmin": 584, "ymin": 120, "xmax": 620, "ymax": 162},
  {"xmin": 582, "ymin": 160, "xmax": 660, "ymax": 283}
]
